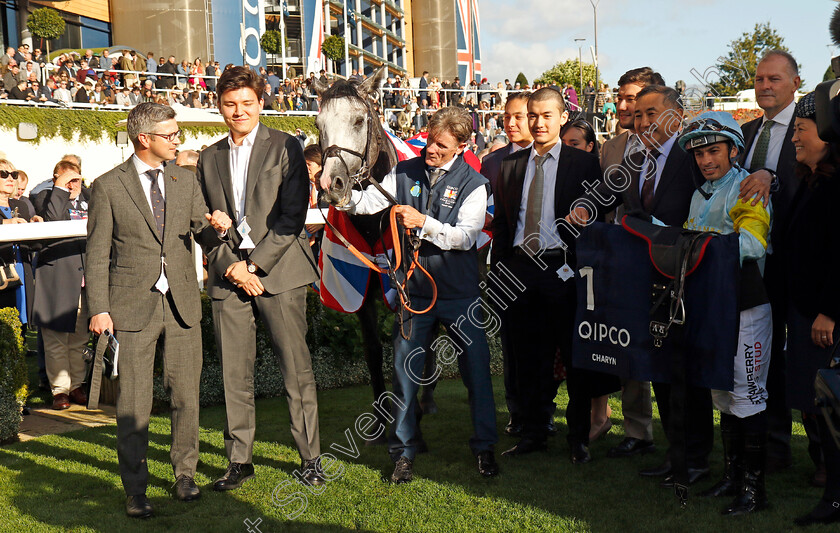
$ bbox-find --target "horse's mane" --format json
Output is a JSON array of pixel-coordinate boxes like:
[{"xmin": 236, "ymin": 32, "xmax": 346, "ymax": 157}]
[{"xmin": 321, "ymin": 78, "xmax": 383, "ymax": 106}]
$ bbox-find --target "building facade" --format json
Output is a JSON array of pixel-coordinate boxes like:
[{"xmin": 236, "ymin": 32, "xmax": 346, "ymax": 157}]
[{"xmin": 1, "ymin": 0, "xmax": 480, "ymax": 84}]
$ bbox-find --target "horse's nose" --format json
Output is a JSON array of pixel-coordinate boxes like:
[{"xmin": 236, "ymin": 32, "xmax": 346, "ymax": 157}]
[{"xmin": 333, "ymin": 176, "xmax": 345, "ymax": 192}]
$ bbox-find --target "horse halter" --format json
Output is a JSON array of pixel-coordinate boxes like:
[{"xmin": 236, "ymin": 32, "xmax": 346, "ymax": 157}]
[{"xmin": 320, "ymin": 100, "xmax": 378, "ymax": 190}]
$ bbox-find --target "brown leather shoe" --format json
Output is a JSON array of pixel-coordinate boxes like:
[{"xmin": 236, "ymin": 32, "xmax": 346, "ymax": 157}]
[
  {"xmin": 52, "ymin": 393, "xmax": 71, "ymax": 410},
  {"xmin": 69, "ymin": 388, "xmax": 88, "ymax": 406}
]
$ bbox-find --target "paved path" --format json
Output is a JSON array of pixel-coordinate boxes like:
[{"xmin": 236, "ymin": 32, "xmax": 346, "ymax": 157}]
[{"xmin": 17, "ymin": 403, "xmax": 116, "ymax": 442}]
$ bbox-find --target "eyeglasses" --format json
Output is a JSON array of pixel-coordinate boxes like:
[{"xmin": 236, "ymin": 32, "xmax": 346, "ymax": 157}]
[
  {"xmin": 145, "ymin": 130, "xmax": 181, "ymax": 142},
  {"xmin": 0, "ymin": 170, "xmax": 19, "ymax": 180},
  {"xmin": 682, "ymin": 117, "xmax": 741, "ymax": 139}
]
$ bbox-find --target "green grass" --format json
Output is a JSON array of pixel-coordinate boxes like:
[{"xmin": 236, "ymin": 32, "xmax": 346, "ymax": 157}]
[{"xmin": 0, "ymin": 377, "xmax": 833, "ymax": 533}]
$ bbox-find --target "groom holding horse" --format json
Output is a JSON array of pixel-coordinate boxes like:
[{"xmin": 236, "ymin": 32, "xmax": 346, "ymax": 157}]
[{"xmin": 318, "ymin": 104, "xmax": 499, "ymax": 483}]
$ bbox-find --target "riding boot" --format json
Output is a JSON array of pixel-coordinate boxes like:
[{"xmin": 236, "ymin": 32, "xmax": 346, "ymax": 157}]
[
  {"xmin": 702, "ymin": 415, "xmax": 741, "ymax": 497},
  {"xmin": 722, "ymin": 431, "xmax": 768, "ymax": 516}
]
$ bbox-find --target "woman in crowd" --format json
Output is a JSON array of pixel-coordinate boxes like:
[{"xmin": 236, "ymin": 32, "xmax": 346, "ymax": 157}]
[
  {"xmin": 561, "ymin": 118, "xmax": 598, "ymax": 156},
  {"xmin": 189, "ymin": 58, "xmax": 206, "ymax": 89},
  {"xmin": 560, "ymin": 117, "xmax": 609, "ymax": 441},
  {"xmin": 782, "ymin": 92, "xmax": 840, "ymax": 527},
  {"xmin": 428, "ymin": 76, "xmax": 441, "ymax": 109},
  {"xmin": 0, "ymin": 160, "xmax": 39, "ymax": 334}
]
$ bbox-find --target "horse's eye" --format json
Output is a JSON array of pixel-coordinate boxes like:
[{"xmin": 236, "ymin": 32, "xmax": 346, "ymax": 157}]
[{"xmin": 354, "ymin": 118, "xmax": 365, "ymax": 127}]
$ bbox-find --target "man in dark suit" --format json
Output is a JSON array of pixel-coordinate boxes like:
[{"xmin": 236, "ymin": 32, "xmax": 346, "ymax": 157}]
[
  {"xmin": 738, "ymin": 50, "xmax": 801, "ymax": 475},
  {"xmin": 196, "ymin": 66, "xmax": 323, "ymax": 491},
  {"xmin": 86, "ymin": 103, "xmax": 231, "ymax": 518},
  {"xmin": 157, "ymin": 56, "xmax": 178, "ymax": 90},
  {"xmin": 413, "ymin": 108, "xmax": 428, "ymax": 132},
  {"xmin": 418, "ymin": 70, "xmax": 429, "ymax": 106},
  {"xmin": 32, "ymin": 160, "xmax": 91, "ymax": 411},
  {"xmin": 597, "ymin": 67, "xmax": 664, "ymax": 459},
  {"xmin": 480, "ymin": 90, "xmax": 532, "ymax": 437},
  {"xmin": 588, "ymin": 85, "xmax": 714, "ymax": 483},
  {"xmin": 492, "ymin": 87, "xmax": 603, "ymax": 464}
]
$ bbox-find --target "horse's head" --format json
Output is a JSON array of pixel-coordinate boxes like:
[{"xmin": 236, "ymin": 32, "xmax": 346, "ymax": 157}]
[{"xmin": 313, "ymin": 67, "xmax": 390, "ymax": 207}]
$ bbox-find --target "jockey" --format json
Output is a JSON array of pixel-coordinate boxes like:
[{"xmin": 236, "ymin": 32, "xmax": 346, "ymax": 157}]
[{"xmin": 677, "ymin": 110, "xmax": 773, "ymax": 516}]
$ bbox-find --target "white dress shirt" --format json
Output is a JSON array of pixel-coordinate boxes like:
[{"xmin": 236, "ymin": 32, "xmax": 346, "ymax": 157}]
[
  {"xmin": 638, "ymin": 134, "xmax": 678, "ymax": 196},
  {"xmin": 743, "ymin": 99, "xmax": 795, "ymax": 172},
  {"xmin": 131, "ymin": 154, "xmax": 166, "ymax": 208},
  {"xmin": 513, "ymin": 141, "xmax": 564, "ymax": 249},
  {"xmin": 347, "ymin": 154, "xmax": 488, "ymax": 251},
  {"xmin": 228, "ymin": 124, "xmax": 260, "ymax": 223}
]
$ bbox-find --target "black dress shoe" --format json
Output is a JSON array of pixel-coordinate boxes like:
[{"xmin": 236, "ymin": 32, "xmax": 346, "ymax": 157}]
[
  {"xmin": 794, "ymin": 499, "xmax": 840, "ymax": 526},
  {"xmin": 607, "ymin": 437, "xmax": 655, "ymax": 458},
  {"xmin": 300, "ymin": 457, "xmax": 326, "ymax": 486},
  {"xmin": 504, "ymin": 418, "xmax": 522, "ymax": 437},
  {"xmin": 545, "ymin": 422, "xmax": 558, "ymax": 437},
  {"xmin": 126, "ymin": 494, "xmax": 153, "ymax": 519},
  {"xmin": 174, "ymin": 475, "xmax": 201, "ymax": 501},
  {"xmin": 570, "ymin": 442, "xmax": 592, "ymax": 464},
  {"xmin": 391, "ymin": 456, "xmax": 413, "ymax": 484},
  {"xmin": 639, "ymin": 460, "xmax": 672, "ymax": 477},
  {"xmin": 660, "ymin": 467, "xmax": 711, "ymax": 488},
  {"xmin": 501, "ymin": 439, "xmax": 547, "ymax": 457},
  {"xmin": 476, "ymin": 450, "xmax": 499, "ymax": 477},
  {"xmin": 213, "ymin": 462, "xmax": 255, "ymax": 491}
]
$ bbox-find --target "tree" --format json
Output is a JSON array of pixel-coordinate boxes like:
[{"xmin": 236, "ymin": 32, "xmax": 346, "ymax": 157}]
[
  {"xmin": 535, "ymin": 59, "xmax": 599, "ymax": 92},
  {"xmin": 708, "ymin": 22, "xmax": 798, "ymax": 96},
  {"xmin": 321, "ymin": 35, "xmax": 345, "ymax": 62},
  {"xmin": 260, "ymin": 30, "xmax": 284, "ymax": 56},
  {"xmin": 515, "ymin": 72, "xmax": 528, "ymax": 87},
  {"xmin": 27, "ymin": 7, "xmax": 65, "ymax": 59}
]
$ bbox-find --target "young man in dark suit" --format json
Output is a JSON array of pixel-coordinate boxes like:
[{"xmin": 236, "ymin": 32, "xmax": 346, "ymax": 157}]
[
  {"xmin": 86, "ymin": 103, "xmax": 231, "ymax": 518},
  {"xmin": 491, "ymin": 87, "xmax": 603, "ymax": 464},
  {"xmin": 196, "ymin": 66, "xmax": 323, "ymax": 491},
  {"xmin": 480, "ymin": 90, "xmax": 532, "ymax": 438}
]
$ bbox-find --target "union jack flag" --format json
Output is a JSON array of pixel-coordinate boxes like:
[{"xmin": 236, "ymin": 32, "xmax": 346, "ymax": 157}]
[{"xmin": 455, "ymin": 0, "xmax": 482, "ymax": 83}]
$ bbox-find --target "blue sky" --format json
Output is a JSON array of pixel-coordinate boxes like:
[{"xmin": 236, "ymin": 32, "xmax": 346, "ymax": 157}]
[{"xmin": 479, "ymin": 0, "xmax": 836, "ymax": 92}]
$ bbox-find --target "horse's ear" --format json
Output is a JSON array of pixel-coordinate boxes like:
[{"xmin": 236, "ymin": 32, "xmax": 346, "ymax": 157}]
[
  {"xmin": 357, "ymin": 67, "xmax": 387, "ymax": 98},
  {"xmin": 311, "ymin": 76, "xmax": 329, "ymax": 96}
]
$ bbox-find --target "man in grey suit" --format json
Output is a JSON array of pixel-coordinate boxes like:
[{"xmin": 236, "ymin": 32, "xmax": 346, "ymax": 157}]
[
  {"xmin": 86, "ymin": 103, "xmax": 231, "ymax": 518},
  {"xmin": 196, "ymin": 66, "xmax": 323, "ymax": 490}
]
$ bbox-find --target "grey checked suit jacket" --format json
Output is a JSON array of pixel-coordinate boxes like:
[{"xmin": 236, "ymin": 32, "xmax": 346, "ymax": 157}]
[
  {"xmin": 85, "ymin": 159, "xmax": 219, "ymax": 332},
  {"xmin": 197, "ymin": 123, "xmax": 318, "ymax": 298}
]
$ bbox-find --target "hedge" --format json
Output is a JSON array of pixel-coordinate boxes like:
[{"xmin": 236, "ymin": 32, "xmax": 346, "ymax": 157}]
[
  {"xmin": 0, "ymin": 308, "xmax": 28, "ymax": 443},
  {"xmin": 0, "ymin": 105, "xmax": 317, "ymax": 144}
]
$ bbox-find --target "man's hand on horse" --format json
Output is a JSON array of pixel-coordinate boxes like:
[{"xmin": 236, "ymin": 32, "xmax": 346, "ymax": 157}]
[
  {"xmin": 394, "ymin": 205, "xmax": 426, "ymax": 229},
  {"xmin": 205, "ymin": 210, "xmax": 232, "ymax": 233},
  {"xmin": 565, "ymin": 206, "xmax": 591, "ymax": 227},
  {"xmin": 738, "ymin": 169, "xmax": 772, "ymax": 207}
]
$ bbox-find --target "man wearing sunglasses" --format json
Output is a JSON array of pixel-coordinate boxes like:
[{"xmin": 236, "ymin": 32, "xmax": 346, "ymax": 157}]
[{"xmin": 86, "ymin": 103, "xmax": 232, "ymax": 518}]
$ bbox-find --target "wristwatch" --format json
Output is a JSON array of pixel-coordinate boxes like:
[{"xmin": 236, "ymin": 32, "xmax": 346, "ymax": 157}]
[{"xmin": 246, "ymin": 260, "xmax": 258, "ymax": 274}]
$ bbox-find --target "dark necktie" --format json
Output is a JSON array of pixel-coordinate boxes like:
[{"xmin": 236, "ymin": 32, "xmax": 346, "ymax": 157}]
[
  {"xmin": 749, "ymin": 119, "xmax": 773, "ymax": 170},
  {"xmin": 640, "ymin": 148, "xmax": 660, "ymax": 212},
  {"xmin": 524, "ymin": 154, "xmax": 547, "ymax": 243},
  {"xmin": 147, "ymin": 169, "xmax": 165, "ymax": 239}
]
